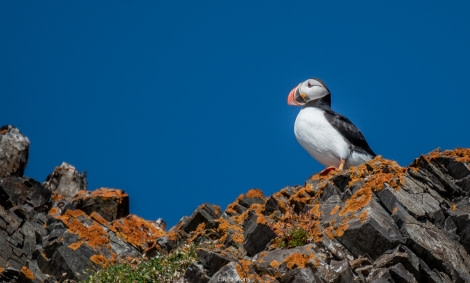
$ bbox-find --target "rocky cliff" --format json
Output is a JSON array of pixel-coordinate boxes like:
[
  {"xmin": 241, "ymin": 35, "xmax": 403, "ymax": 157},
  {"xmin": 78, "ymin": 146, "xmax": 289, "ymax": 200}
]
[{"xmin": 1, "ymin": 125, "xmax": 470, "ymax": 282}]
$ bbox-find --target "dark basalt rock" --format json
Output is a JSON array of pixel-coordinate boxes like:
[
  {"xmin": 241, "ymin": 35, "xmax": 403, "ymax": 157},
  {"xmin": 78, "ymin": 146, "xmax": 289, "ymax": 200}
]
[
  {"xmin": 195, "ymin": 248, "xmax": 232, "ymax": 276},
  {"xmin": 71, "ymin": 188, "xmax": 130, "ymax": 222},
  {"xmin": 181, "ymin": 203, "xmax": 222, "ymax": 234},
  {"xmin": 39, "ymin": 244, "xmax": 99, "ymax": 281},
  {"xmin": 243, "ymin": 210, "xmax": 276, "ymax": 256},
  {"xmin": 0, "ymin": 177, "xmax": 51, "ymax": 212}
]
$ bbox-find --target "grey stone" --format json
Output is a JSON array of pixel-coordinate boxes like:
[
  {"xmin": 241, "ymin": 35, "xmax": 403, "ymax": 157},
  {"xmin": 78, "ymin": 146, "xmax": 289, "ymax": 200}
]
[
  {"xmin": 447, "ymin": 197, "xmax": 470, "ymax": 254},
  {"xmin": 184, "ymin": 262, "xmax": 210, "ymax": 283},
  {"xmin": 0, "ymin": 125, "xmax": 30, "ymax": 178},
  {"xmin": 208, "ymin": 262, "xmax": 243, "ymax": 283},
  {"xmin": 336, "ymin": 198, "xmax": 405, "ymax": 259},
  {"xmin": 43, "ymin": 162, "xmax": 87, "ymax": 197},
  {"xmin": 196, "ymin": 248, "xmax": 231, "ymax": 276},
  {"xmin": 412, "ymin": 155, "xmax": 463, "ymax": 198},
  {"xmin": 280, "ymin": 268, "xmax": 319, "ymax": 283},
  {"xmin": 389, "ymin": 263, "xmax": 418, "ymax": 283},
  {"xmin": 320, "ymin": 183, "xmax": 342, "ymax": 202},
  {"xmin": 156, "ymin": 236, "xmax": 176, "ymax": 252},
  {"xmin": 330, "ymin": 259, "xmax": 354, "ymax": 283},
  {"xmin": 400, "ymin": 219, "xmax": 470, "ymax": 282}
]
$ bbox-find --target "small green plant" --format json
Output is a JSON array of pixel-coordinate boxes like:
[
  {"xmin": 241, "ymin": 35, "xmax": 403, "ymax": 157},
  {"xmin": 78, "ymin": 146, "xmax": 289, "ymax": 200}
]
[
  {"xmin": 82, "ymin": 244, "xmax": 197, "ymax": 283},
  {"xmin": 269, "ymin": 203, "xmax": 322, "ymax": 249},
  {"xmin": 280, "ymin": 227, "xmax": 310, "ymax": 248}
]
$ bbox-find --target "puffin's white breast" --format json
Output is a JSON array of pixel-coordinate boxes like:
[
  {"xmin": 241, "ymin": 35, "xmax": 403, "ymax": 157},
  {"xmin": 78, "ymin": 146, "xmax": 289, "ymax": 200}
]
[{"xmin": 294, "ymin": 107, "xmax": 350, "ymax": 168}]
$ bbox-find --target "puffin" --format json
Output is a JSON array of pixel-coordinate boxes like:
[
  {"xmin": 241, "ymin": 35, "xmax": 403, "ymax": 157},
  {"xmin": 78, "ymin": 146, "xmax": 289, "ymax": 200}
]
[{"xmin": 287, "ymin": 78, "xmax": 376, "ymax": 173}]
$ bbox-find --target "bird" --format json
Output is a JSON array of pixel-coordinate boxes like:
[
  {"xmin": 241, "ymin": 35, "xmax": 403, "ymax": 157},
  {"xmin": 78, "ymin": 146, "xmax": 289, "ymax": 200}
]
[{"xmin": 287, "ymin": 78, "xmax": 376, "ymax": 174}]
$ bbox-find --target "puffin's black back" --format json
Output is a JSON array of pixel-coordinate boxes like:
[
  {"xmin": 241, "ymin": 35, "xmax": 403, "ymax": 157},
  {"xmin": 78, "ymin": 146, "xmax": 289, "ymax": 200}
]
[{"xmin": 323, "ymin": 109, "xmax": 376, "ymax": 157}]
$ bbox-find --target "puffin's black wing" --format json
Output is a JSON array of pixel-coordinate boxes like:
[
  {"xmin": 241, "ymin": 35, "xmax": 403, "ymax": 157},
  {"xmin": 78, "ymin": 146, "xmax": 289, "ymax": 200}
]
[{"xmin": 323, "ymin": 109, "xmax": 376, "ymax": 157}]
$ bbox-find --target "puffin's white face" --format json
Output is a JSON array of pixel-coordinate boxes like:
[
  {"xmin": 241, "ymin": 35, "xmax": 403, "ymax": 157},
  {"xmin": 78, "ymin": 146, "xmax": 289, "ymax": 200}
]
[{"xmin": 287, "ymin": 78, "xmax": 330, "ymax": 106}]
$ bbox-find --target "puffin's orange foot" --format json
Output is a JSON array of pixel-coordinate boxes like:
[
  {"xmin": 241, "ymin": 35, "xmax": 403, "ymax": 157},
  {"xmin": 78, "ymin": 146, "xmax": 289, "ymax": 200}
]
[{"xmin": 320, "ymin": 166, "xmax": 336, "ymax": 176}]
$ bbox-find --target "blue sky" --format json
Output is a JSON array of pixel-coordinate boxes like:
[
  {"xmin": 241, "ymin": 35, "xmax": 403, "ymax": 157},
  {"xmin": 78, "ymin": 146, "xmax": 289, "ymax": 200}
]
[{"xmin": 2, "ymin": 1, "xmax": 470, "ymax": 228}]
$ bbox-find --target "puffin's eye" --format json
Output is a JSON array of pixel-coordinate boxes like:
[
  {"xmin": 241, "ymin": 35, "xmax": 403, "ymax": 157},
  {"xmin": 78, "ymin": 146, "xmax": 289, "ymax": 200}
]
[{"xmin": 307, "ymin": 81, "xmax": 313, "ymax": 88}]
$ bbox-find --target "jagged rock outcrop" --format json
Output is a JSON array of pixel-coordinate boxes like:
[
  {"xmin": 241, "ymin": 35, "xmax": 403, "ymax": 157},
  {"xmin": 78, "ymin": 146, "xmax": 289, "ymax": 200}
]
[
  {"xmin": 171, "ymin": 149, "xmax": 470, "ymax": 282},
  {"xmin": 0, "ymin": 126, "xmax": 165, "ymax": 282},
  {"xmin": 44, "ymin": 162, "xmax": 87, "ymax": 198},
  {"xmin": 1, "ymin": 125, "xmax": 470, "ymax": 282}
]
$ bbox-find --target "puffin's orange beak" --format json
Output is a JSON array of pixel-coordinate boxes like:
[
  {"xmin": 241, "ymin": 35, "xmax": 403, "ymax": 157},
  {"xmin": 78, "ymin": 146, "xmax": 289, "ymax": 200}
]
[{"xmin": 287, "ymin": 86, "xmax": 300, "ymax": 106}]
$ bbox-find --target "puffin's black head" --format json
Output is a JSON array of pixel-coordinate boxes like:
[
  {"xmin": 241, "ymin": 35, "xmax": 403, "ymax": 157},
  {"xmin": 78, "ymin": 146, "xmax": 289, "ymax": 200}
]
[{"xmin": 287, "ymin": 78, "xmax": 331, "ymax": 107}]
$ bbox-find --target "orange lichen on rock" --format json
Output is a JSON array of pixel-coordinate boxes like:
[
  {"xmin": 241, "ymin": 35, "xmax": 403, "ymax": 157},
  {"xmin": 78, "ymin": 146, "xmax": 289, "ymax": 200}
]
[
  {"xmin": 51, "ymin": 193, "xmax": 65, "ymax": 202},
  {"xmin": 233, "ymin": 203, "xmax": 264, "ymax": 224},
  {"xmin": 234, "ymin": 260, "xmax": 249, "ymax": 279},
  {"xmin": 311, "ymin": 169, "xmax": 338, "ymax": 181},
  {"xmin": 339, "ymin": 187, "xmax": 372, "ymax": 216},
  {"xmin": 290, "ymin": 184, "xmax": 317, "ymax": 204},
  {"xmin": 256, "ymin": 212, "xmax": 269, "ymax": 225},
  {"xmin": 224, "ymin": 204, "xmax": 238, "ymax": 215},
  {"xmin": 91, "ymin": 187, "xmax": 128, "ymax": 199},
  {"xmin": 270, "ymin": 192, "xmax": 289, "ymax": 212},
  {"xmin": 324, "ymin": 226, "xmax": 335, "ymax": 240},
  {"xmin": 69, "ymin": 242, "xmax": 82, "ymax": 250},
  {"xmin": 166, "ymin": 230, "xmax": 180, "ymax": 242},
  {"xmin": 91, "ymin": 211, "xmax": 109, "ymax": 225},
  {"xmin": 109, "ymin": 214, "xmax": 165, "ymax": 251},
  {"xmin": 238, "ymin": 259, "xmax": 252, "ymax": 274},
  {"xmin": 334, "ymin": 219, "xmax": 350, "ymax": 238},
  {"xmin": 90, "ymin": 254, "xmax": 111, "ymax": 268},
  {"xmin": 56, "ymin": 209, "xmax": 110, "ymax": 250},
  {"xmin": 422, "ymin": 148, "xmax": 470, "ymax": 163},
  {"xmin": 350, "ymin": 157, "xmax": 406, "ymax": 191},
  {"xmin": 235, "ymin": 259, "xmax": 264, "ymax": 282},
  {"xmin": 285, "ymin": 253, "xmax": 313, "ymax": 269},
  {"xmin": 217, "ymin": 217, "xmax": 244, "ymax": 246},
  {"xmin": 330, "ymin": 205, "xmax": 340, "ymax": 215},
  {"xmin": 48, "ymin": 207, "xmax": 60, "ymax": 216},
  {"xmin": 226, "ymin": 189, "xmax": 265, "ymax": 217},
  {"xmin": 270, "ymin": 260, "xmax": 280, "ymax": 269},
  {"xmin": 369, "ymin": 172, "xmax": 403, "ymax": 191},
  {"xmin": 452, "ymin": 148, "xmax": 470, "ymax": 163},
  {"xmin": 187, "ymin": 222, "xmax": 207, "ymax": 243},
  {"xmin": 21, "ymin": 266, "xmax": 34, "ymax": 280},
  {"xmin": 246, "ymin": 188, "xmax": 265, "ymax": 199}
]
